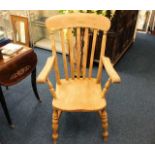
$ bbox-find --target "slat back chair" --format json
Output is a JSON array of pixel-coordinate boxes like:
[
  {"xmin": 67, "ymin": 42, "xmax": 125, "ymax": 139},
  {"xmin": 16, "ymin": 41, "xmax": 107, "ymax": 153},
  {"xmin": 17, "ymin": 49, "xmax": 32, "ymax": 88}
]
[
  {"xmin": 37, "ymin": 13, "xmax": 121, "ymax": 143},
  {"xmin": 10, "ymin": 15, "xmax": 30, "ymax": 47}
]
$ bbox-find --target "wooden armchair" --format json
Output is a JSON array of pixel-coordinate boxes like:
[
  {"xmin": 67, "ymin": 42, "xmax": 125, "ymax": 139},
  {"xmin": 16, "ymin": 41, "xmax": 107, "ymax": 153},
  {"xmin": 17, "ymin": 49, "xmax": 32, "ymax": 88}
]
[{"xmin": 37, "ymin": 13, "xmax": 121, "ymax": 143}]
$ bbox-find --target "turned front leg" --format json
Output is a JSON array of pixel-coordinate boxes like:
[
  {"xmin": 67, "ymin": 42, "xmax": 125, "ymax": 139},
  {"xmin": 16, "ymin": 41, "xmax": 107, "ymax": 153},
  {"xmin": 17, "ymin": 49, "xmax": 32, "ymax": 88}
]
[
  {"xmin": 52, "ymin": 109, "xmax": 59, "ymax": 144},
  {"xmin": 100, "ymin": 109, "xmax": 109, "ymax": 142}
]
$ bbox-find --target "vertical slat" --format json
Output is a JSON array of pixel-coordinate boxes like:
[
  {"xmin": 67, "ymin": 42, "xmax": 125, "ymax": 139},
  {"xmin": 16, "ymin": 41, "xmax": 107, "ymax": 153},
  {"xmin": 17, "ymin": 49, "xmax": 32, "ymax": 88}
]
[
  {"xmin": 60, "ymin": 30, "xmax": 69, "ymax": 80},
  {"xmin": 96, "ymin": 32, "xmax": 107, "ymax": 83},
  {"xmin": 88, "ymin": 29, "xmax": 98, "ymax": 78},
  {"xmin": 50, "ymin": 33, "xmax": 61, "ymax": 84},
  {"xmin": 82, "ymin": 28, "xmax": 89, "ymax": 78},
  {"xmin": 66, "ymin": 29, "xmax": 70, "ymax": 58},
  {"xmin": 68, "ymin": 28, "xmax": 75, "ymax": 79},
  {"xmin": 76, "ymin": 28, "xmax": 81, "ymax": 78}
]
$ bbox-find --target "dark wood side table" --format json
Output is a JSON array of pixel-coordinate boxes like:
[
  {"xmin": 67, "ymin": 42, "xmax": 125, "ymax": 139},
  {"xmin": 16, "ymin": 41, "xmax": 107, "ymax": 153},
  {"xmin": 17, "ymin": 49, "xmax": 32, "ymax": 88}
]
[{"xmin": 0, "ymin": 46, "xmax": 41, "ymax": 128}]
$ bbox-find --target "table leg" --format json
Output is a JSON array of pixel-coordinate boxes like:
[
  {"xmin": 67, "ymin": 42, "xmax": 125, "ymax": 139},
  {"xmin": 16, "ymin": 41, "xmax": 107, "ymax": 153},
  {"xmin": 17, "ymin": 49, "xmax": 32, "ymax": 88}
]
[
  {"xmin": 0, "ymin": 86, "xmax": 14, "ymax": 128},
  {"xmin": 31, "ymin": 67, "xmax": 41, "ymax": 102}
]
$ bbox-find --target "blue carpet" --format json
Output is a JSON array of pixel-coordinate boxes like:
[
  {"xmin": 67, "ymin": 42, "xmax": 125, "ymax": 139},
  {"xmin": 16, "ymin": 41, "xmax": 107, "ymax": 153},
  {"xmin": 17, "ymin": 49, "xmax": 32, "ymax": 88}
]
[{"xmin": 0, "ymin": 32, "xmax": 155, "ymax": 144}]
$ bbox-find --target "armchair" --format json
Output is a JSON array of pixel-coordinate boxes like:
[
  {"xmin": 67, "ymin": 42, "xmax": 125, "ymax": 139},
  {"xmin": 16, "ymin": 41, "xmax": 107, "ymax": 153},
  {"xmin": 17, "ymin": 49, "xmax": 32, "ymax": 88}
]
[{"xmin": 37, "ymin": 13, "xmax": 121, "ymax": 143}]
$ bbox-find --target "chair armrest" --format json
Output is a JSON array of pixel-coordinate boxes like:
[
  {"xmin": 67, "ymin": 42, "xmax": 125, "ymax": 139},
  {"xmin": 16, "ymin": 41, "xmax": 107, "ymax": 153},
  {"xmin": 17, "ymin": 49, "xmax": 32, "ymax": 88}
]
[
  {"xmin": 102, "ymin": 56, "xmax": 121, "ymax": 83},
  {"xmin": 37, "ymin": 55, "xmax": 55, "ymax": 84}
]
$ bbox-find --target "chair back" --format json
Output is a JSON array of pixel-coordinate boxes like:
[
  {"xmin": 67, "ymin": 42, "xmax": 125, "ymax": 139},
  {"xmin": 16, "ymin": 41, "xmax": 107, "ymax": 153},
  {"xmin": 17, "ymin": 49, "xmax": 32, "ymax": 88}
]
[
  {"xmin": 46, "ymin": 13, "xmax": 111, "ymax": 83},
  {"xmin": 10, "ymin": 15, "xmax": 30, "ymax": 47}
]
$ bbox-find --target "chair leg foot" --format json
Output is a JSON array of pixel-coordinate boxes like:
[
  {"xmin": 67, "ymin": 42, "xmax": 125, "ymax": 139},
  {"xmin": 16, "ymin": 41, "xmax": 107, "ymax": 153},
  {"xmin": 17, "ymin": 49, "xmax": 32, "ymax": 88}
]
[
  {"xmin": 100, "ymin": 109, "xmax": 109, "ymax": 142},
  {"xmin": 52, "ymin": 109, "xmax": 58, "ymax": 144}
]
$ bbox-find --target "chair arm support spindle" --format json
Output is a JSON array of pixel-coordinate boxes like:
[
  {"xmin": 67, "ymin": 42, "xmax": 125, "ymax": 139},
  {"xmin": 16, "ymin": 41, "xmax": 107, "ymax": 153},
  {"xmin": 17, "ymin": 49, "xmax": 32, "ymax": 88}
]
[
  {"xmin": 37, "ymin": 55, "xmax": 55, "ymax": 84},
  {"xmin": 47, "ymin": 78, "xmax": 57, "ymax": 98},
  {"xmin": 102, "ymin": 56, "xmax": 121, "ymax": 83},
  {"xmin": 101, "ymin": 78, "xmax": 112, "ymax": 98}
]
